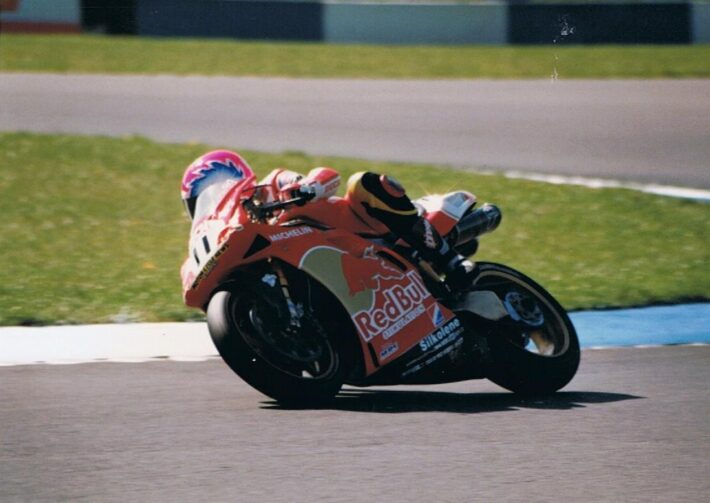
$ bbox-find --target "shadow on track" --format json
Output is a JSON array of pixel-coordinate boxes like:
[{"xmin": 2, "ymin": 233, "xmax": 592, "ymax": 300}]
[{"xmin": 263, "ymin": 390, "xmax": 643, "ymax": 413}]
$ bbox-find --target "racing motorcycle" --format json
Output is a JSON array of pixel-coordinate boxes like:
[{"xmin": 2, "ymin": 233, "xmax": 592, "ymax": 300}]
[{"xmin": 181, "ymin": 183, "xmax": 580, "ymax": 404}]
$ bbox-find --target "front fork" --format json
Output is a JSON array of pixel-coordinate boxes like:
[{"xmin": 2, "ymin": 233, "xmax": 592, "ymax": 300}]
[{"xmin": 271, "ymin": 260, "xmax": 302, "ymax": 329}]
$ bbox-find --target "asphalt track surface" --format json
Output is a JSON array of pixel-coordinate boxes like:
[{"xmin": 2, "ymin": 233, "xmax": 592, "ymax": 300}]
[
  {"xmin": 1, "ymin": 346, "xmax": 708, "ymax": 502},
  {"xmin": 2, "ymin": 74, "xmax": 709, "ymax": 188}
]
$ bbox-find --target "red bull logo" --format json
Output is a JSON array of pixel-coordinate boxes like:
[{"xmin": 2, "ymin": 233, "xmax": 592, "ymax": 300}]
[
  {"xmin": 353, "ymin": 270, "xmax": 431, "ymax": 342},
  {"xmin": 341, "ymin": 246, "xmax": 404, "ymax": 296}
]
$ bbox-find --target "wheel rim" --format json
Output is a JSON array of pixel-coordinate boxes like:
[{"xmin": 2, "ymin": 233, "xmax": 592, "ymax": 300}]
[
  {"xmin": 230, "ymin": 294, "xmax": 339, "ymax": 380},
  {"xmin": 473, "ymin": 270, "xmax": 570, "ymax": 357}
]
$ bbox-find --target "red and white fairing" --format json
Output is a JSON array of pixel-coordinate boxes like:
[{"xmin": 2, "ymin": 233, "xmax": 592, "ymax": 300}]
[
  {"xmin": 181, "ymin": 186, "xmax": 475, "ymax": 377},
  {"xmin": 416, "ymin": 191, "xmax": 477, "ymax": 237}
]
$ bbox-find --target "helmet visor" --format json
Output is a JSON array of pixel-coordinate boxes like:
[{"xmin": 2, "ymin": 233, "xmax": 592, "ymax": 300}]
[{"xmin": 184, "ymin": 197, "xmax": 198, "ymax": 220}]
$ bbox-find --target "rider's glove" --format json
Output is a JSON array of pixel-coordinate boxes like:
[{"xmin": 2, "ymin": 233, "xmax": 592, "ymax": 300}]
[
  {"xmin": 445, "ymin": 258, "xmax": 476, "ymax": 291},
  {"xmin": 280, "ymin": 183, "xmax": 316, "ymax": 205}
]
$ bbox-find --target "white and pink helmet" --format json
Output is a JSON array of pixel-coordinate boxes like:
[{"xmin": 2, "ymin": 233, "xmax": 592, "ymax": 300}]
[{"xmin": 181, "ymin": 150, "xmax": 255, "ymax": 220}]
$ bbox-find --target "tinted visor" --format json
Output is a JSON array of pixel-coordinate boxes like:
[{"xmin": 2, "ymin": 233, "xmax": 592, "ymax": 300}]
[{"xmin": 184, "ymin": 197, "xmax": 197, "ymax": 220}]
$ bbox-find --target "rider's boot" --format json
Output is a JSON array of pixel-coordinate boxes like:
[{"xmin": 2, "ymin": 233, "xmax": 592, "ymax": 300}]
[{"xmin": 407, "ymin": 217, "xmax": 475, "ymax": 291}]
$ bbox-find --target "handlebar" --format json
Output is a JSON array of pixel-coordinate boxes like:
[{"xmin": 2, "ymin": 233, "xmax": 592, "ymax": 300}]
[{"xmin": 242, "ymin": 191, "xmax": 315, "ymax": 221}]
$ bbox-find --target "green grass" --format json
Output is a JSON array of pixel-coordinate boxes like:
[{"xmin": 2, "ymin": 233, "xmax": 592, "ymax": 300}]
[
  {"xmin": 1, "ymin": 34, "xmax": 709, "ymax": 78},
  {"xmin": 0, "ymin": 132, "xmax": 708, "ymax": 326}
]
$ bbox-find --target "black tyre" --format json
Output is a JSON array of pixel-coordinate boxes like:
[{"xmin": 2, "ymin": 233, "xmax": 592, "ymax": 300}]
[
  {"xmin": 207, "ymin": 279, "xmax": 350, "ymax": 405},
  {"xmin": 471, "ymin": 262, "xmax": 580, "ymax": 395}
]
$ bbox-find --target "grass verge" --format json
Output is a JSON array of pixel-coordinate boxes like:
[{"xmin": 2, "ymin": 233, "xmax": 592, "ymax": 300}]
[
  {"xmin": 0, "ymin": 132, "xmax": 708, "ymax": 325},
  {"xmin": 1, "ymin": 34, "xmax": 709, "ymax": 78}
]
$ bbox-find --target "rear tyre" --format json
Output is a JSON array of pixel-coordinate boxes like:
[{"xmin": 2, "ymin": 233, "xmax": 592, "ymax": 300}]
[
  {"xmin": 207, "ymin": 280, "xmax": 350, "ymax": 405},
  {"xmin": 471, "ymin": 262, "xmax": 580, "ymax": 395}
]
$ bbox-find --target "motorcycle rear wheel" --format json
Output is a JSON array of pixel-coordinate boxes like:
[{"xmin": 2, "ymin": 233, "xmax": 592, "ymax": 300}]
[
  {"xmin": 471, "ymin": 262, "xmax": 580, "ymax": 395},
  {"xmin": 207, "ymin": 284, "xmax": 350, "ymax": 405}
]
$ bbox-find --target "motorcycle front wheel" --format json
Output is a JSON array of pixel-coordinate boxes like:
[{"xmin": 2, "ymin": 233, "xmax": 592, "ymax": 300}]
[
  {"xmin": 471, "ymin": 262, "xmax": 580, "ymax": 395},
  {"xmin": 207, "ymin": 284, "xmax": 350, "ymax": 405}
]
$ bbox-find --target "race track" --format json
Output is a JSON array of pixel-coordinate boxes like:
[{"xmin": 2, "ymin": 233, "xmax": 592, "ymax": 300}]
[
  {"xmin": 2, "ymin": 73, "xmax": 709, "ymax": 500},
  {"xmin": 2, "ymin": 346, "xmax": 708, "ymax": 502},
  {"xmin": 2, "ymin": 74, "xmax": 709, "ymax": 188}
]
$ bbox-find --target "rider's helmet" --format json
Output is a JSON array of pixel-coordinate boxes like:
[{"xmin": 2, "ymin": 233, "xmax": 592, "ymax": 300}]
[{"xmin": 181, "ymin": 150, "xmax": 255, "ymax": 220}]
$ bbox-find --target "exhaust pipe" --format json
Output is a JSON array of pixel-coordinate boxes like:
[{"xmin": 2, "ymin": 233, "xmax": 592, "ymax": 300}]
[{"xmin": 451, "ymin": 203, "xmax": 502, "ymax": 247}]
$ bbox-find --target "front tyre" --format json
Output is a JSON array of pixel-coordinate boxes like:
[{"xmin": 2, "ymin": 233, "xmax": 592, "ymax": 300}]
[
  {"xmin": 472, "ymin": 262, "xmax": 580, "ymax": 395},
  {"xmin": 207, "ymin": 287, "xmax": 349, "ymax": 405}
]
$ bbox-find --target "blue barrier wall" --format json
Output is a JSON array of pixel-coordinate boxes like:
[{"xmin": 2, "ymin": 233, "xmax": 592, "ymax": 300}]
[
  {"xmin": 75, "ymin": 0, "xmax": 710, "ymax": 44},
  {"xmin": 693, "ymin": 3, "xmax": 710, "ymax": 42},
  {"xmin": 136, "ymin": 0, "xmax": 322, "ymax": 40},
  {"xmin": 323, "ymin": 3, "xmax": 507, "ymax": 45},
  {"xmin": 81, "ymin": 0, "xmax": 135, "ymax": 34},
  {"xmin": 324, "ymin": 1, "xmax": 703, "ymax": 44},
  {"xmin": 508, "ymin": 3, "xmax": 692, "ymax": 44}
]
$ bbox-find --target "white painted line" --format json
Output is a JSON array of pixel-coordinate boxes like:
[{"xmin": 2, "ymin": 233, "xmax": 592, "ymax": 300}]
[
  {"xmin": 585, "ymin": 343, "xmax": 709, "ymax": 351},
  {"xmin": 0, "ymin": 322, "xmax": 216, "ymax": 366},
  {"xmin": 501, "ymin": 171, "xmax": 710, "ymax": 202}
]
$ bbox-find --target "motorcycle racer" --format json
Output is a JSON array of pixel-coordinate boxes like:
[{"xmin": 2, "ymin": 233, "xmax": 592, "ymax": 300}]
[
  {"xmin": 180, "ymin": 150, "xmax": 579, "ymax": 403},
  {"xmin": 181, "ymin": 150, "xmax": 475, "ymax": 289}
]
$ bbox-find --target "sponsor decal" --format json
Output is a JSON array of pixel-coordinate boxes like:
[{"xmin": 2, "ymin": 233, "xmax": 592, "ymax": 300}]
[
  {"xmin": 379, "ymin": 342, "xmax": 399, "ymax": 361},
  {"xmin": 422, "ymin": 219, "xmax": 438, "ymax": 250},
  {"xmin": 402, "ymin": 336, "xmax": 464, "ymax": 378},
  {"xmin": 418, "ymin": 318, "xmax": 463, "ymax": 352},
  {"xmin": 190, "ymin": 243, "xmax": 229, "ymax": 289},
  {"xmin": 269, "ymin": 226, "xmax": 314, "ymax": 242},
  {"xmin": 401, "ymin": 319, "xmax": 465, "ymax": 377},
  {"xmin": 427, "ymin": 304, "xmax": 445, "ymax": 327},
  {"xmin": 341, "ymin": 246, "xmax": 404, "ymax": 296},
  {"xmin": 353, "ymin": 270, "xmax": 430, "ymax": 342}
]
